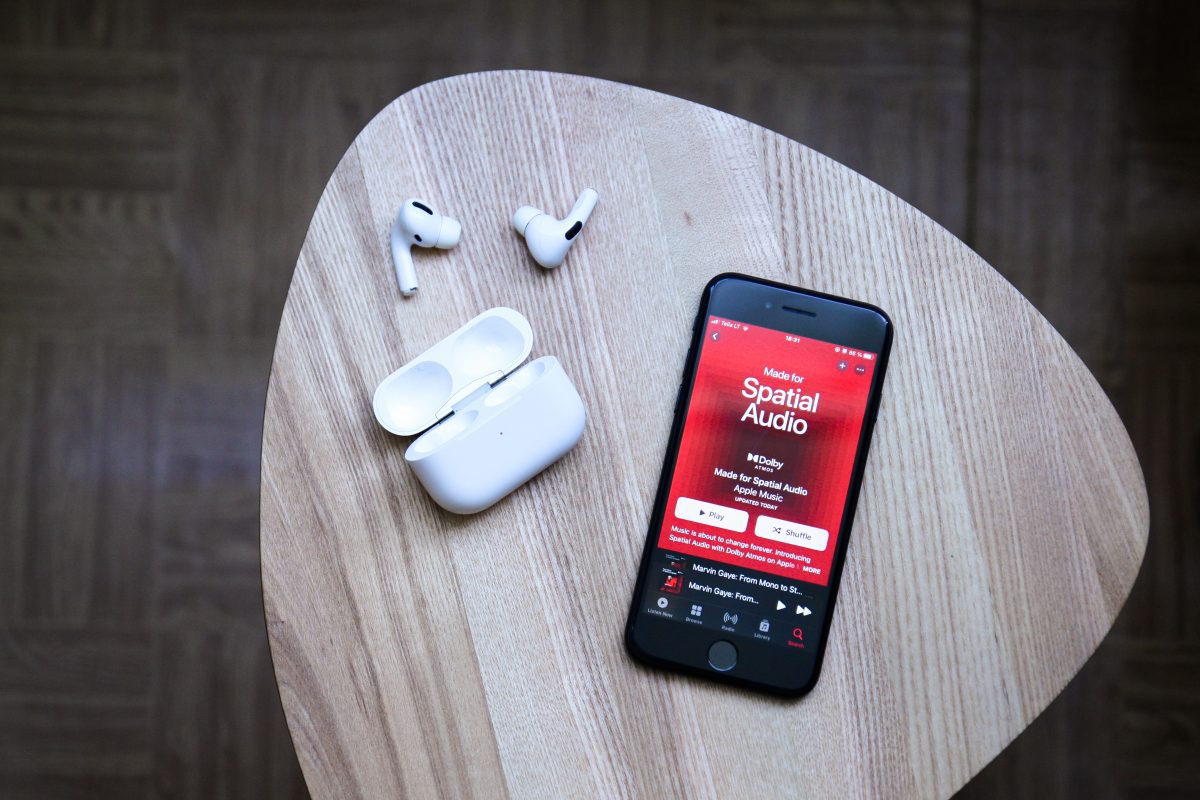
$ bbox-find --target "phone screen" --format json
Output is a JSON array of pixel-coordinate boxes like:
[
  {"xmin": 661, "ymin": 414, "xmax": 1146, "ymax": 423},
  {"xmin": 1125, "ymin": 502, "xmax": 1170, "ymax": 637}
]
[{"xmin": 638, "ymin": 314, "xmax": 878, "ymax": 654}]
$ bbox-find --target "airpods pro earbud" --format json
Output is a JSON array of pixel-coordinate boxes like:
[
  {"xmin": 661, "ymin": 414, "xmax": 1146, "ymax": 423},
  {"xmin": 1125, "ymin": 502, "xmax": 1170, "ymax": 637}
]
[
  {"xmin": 512, "ymin": 188, "xmax": 598, "ymax": 269},
  {"xmin": 390, "ymin": 199, "xmax": 462, "ymax": 295}
]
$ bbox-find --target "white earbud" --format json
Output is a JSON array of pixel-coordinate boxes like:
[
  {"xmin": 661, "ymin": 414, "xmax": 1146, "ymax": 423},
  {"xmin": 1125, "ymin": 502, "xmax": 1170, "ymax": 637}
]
[
  {"xmin": 511, "ymin": 188, "xmax": 598, "ymax": 269},
  {"xmin": 390, "ymin": 199, "xmax": 462, "ymax": 295}
]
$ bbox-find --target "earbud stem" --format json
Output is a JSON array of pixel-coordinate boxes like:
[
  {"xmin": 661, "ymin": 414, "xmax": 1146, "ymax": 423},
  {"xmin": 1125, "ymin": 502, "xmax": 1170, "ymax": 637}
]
[
  {"xmin": 390, "ymin": 222, "xmax": 418, "ymax": 295},
  {"xmin": 569, "ymin": 188, "xmax": 599, "ymax": 225}
]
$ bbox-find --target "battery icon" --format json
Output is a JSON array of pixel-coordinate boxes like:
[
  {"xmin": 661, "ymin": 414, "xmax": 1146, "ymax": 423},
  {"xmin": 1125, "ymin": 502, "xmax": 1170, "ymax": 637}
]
[{"xmin": 863, "ymin": 353, "xmax": 874, "ymax": 361}]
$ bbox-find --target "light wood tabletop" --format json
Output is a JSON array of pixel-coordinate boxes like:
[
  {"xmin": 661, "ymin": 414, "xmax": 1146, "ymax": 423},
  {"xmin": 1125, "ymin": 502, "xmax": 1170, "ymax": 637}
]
[{"xmin": 260, "ymin": 71, "xmax": 1148, "ymax": 799}]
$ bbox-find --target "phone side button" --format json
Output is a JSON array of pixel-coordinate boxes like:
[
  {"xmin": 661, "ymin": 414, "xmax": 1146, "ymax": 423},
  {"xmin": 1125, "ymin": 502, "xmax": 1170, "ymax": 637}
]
[{"xmin": 707, "ymin": 640, "xmax": 738, "ymax": 672}]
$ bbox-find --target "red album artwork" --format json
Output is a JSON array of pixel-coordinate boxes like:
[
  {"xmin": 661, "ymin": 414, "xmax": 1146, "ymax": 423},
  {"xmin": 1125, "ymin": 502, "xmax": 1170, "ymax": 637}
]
[{"xmin": 655, "ymin": 316, "xmax": 877, "ymax": 586}]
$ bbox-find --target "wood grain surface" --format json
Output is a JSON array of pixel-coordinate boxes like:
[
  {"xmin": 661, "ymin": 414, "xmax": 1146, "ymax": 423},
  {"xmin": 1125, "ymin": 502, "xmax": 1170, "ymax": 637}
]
[{"xmin": 260, "ymin": 71, "xmax": 1149, "ymax": 799}]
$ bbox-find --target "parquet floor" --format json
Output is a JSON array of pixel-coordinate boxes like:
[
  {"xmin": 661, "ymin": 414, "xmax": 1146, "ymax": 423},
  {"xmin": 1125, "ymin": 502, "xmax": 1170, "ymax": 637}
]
[{"xmin": 0, "ymin": 1, "xmax": 1196, "ymax": 797}]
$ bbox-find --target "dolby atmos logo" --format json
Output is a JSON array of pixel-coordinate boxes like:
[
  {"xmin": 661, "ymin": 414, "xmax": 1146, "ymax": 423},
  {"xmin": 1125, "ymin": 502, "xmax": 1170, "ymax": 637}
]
[{"xmin": 747, "ymin": 452, "xmax": 784, "ymax": 470}]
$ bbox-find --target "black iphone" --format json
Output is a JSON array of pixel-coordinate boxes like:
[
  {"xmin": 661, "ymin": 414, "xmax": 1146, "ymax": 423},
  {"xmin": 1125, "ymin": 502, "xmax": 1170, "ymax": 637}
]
[{"xmin": 625, "ymin": 273, "xmax": 892, "ymax": 696}]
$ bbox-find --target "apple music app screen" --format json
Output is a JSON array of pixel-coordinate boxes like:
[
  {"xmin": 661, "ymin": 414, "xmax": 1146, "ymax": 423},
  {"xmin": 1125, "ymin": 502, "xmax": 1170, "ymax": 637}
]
[{"xmin": 642, "ymin": 315, "xmax": 877, "ymax": 651}]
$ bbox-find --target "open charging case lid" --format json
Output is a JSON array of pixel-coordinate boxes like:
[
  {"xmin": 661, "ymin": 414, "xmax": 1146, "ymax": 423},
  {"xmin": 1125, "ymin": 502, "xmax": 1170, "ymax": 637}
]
[
  {"xmin": 373, "ymin": 307, "xmax": 534, "ymax": 437},
  {"xmin": 371, "ymin": 305, "xmax": 585, "ymax": 514}
]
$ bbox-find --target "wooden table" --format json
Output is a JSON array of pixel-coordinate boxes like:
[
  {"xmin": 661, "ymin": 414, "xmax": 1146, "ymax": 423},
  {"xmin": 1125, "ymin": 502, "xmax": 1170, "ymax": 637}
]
[{"xmin": 260, "ymin": 71, "xmax": 1148, "ymax": 799}]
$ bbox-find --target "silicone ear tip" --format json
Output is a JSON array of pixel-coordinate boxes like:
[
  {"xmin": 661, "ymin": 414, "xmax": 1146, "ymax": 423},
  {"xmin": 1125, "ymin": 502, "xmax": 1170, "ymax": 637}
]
[
  {"xmin": 437, "ymin": 217, "xmax": 461, "ymax": 249},
  {"xmin": 512, "ymin": 206, "xmax": 540, "ymax": 234}
]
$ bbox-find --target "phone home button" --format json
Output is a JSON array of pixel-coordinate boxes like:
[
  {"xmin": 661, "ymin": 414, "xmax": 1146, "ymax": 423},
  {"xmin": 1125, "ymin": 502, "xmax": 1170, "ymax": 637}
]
[{"xmin": 707, "ymin": 640, "xmax": 738, "ymax": 672}]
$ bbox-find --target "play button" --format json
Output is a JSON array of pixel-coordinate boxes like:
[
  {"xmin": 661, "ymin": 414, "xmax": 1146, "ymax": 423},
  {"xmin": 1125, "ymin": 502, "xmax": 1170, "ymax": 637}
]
[
  {"xmin": 674, "ymin": 497, "xmax": 749, "ymax": 533},
  {"xmin": 776, "ymin": 600, "xmax": 786, "ymax": 611}
]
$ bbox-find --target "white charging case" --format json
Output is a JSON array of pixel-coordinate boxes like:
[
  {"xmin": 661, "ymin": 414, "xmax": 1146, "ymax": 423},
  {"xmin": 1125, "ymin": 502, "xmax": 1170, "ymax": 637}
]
[{"xmin": 372, "ymin": 307, "xmax": 586, "ymax": 514}]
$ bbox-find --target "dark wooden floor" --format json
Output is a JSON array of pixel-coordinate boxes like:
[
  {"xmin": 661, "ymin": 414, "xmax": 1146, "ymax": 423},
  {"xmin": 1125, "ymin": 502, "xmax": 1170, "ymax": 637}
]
[{"xmin": 0, "ymin": 1, "xmax": 1196, "ymax": 797}]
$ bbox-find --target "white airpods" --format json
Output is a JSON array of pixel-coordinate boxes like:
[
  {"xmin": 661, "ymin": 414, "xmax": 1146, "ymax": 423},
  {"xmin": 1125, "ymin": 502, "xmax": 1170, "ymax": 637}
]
[
  {"xmin": 511, "ymin": 188, "xmax": 598, "ymax": 269},
  {"xmin": 390, "ymin": 199, "xmax": 462, "ymax": 295}
]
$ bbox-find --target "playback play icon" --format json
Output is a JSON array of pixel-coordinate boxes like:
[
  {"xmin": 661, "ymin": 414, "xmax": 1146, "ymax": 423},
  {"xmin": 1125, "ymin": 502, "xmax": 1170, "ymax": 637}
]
[{"xmin": 776, "ymin": 600, "xmax": 786, "ymax": 611}]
